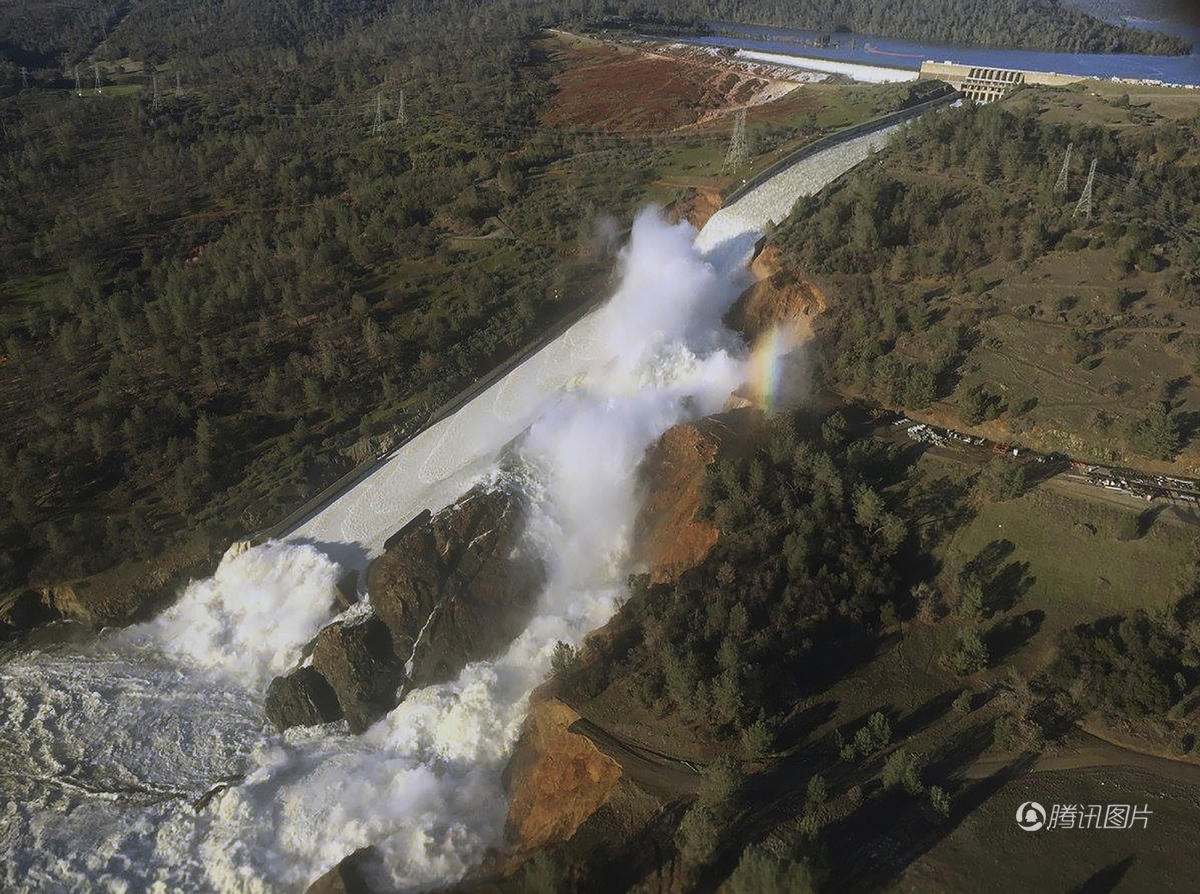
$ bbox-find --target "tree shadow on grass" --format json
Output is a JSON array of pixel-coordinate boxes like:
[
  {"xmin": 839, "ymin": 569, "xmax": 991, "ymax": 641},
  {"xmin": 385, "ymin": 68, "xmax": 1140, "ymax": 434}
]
[
  {"xmin": 960, "ymin": 539, "xmax": 1035, "ymax": 616},
  {"xmin": 827, "ymin": 752, "xmax": 1040, "ymax": 893},
  {"xmin": 1068, "ymin": 856, "xmax": 1136, "ymax": 894},
  {"xmin": 985, "ymin": 609, "xmax": 1044, "ymax": 665}
]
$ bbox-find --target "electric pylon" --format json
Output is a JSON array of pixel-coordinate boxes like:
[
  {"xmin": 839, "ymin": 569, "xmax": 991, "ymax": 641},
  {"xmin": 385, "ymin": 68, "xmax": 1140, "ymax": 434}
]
[
  {"xmin": 1073, "ymin": 158, "xmax": 1097, "ymax": 221},
  {"xmin": 175, "ymin": 71, "xmax": 182, "ymax": 94},
  {"xmin": 74, "ymin": 66, "xmax": 82, "ymax": 96},
  {"xmin": 370, "ymin": 91, "xmax": 385, "ymax": 135},
  {"xmin": 20, "ymin": 67, "xmax": 28, "ymax": 90},
  {"xmin": 1054, "ymin": 142, "xmax": 1072, "ymax": 193},
  {"xmin": 397, "ymin": 89, "xmax": 407, "ymax": 128},
  {"xmin": 723, "ymin": 108, "xmax": 749, "ymax": 172},
  {"xmin": 93, "ymin": 62, "xmax": 101, "ymax": 94},
  {"xmin": 151, "ymin": 75, "xmax": 162, "ymax": 110}
]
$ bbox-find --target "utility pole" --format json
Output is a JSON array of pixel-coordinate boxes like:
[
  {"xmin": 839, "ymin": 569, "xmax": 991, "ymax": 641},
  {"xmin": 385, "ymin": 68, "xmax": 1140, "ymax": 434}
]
[
  {"xmin": 722, "ymin": 107, "xmax": 749, "ymax": 172},
  {"xmin": 93, "ymin": 62, "xmax": 101, "ymax": 94},
  {"xmin": 1073, "ymin": 158, "xmax": 1097, "ymax": 221},
  {"xmin": 1054, "ymin": 142, "xmax": 1072, "ymax": 193},
  {"xmin": 370, "ymin": 91, "xmax": 384, "ymax": 135}
]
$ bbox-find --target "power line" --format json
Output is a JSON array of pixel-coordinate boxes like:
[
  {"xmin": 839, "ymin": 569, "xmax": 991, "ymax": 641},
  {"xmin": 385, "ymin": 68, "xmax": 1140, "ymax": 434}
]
[
  {"xmin": 722, "ymin": 107, "xmax": 748, "ymax": 172},
  {"xmin": 1054, "ymin": 142, "xmax": 1072, "ymax": 193},
  {"xmin": 370, "ymin": 90, "xmax": 384, "ymax": 136},
  {"xmin": 1073, "ymin": 158, "xmax": 1097, "ymax": 221}
]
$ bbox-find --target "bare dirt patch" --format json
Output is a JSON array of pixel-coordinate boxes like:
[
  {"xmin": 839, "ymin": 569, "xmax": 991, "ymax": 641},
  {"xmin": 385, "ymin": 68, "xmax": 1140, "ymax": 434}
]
[{"xmin": 540, "ymin": 35, "xmax": 795, "ymax": 133}]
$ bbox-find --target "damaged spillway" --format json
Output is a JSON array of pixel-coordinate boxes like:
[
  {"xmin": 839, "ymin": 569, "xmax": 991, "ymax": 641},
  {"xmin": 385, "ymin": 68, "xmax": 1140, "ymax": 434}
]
[{"xmin": 0, "ymin": 118, "xmax": 924, "ymax": 892}]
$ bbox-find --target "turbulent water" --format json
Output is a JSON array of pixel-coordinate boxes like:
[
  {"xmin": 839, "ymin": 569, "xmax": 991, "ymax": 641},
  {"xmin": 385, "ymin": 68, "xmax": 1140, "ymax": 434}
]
[{"xmin": 0, "ymin": 210, "xmax": 771, "ymax": 892}]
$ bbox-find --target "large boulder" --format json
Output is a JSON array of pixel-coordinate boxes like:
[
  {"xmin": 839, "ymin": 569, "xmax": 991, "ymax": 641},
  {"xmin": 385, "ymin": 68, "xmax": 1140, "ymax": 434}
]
[
  {"xmin": 311, "ymin": 614, "xmax": 406, "ymax": 734},
  {"xmin": 367, "ymin": 486, "xmax": 543, "ymax": 687},
  {"xmin": 305, "ymin": 847, "xmax": 375, "ymax": 894},
  {"xmin": 264, "ymin": 666, "xmax": 342, "ymax": 731},
  {"xmin": 265, "ymin": 484, "xmax": 542, "ymax": 734}
]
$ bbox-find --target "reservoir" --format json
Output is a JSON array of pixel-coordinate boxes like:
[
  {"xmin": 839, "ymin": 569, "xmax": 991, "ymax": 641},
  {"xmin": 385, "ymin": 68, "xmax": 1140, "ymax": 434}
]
[{"xmin": 656, "ymin": 21, "xmax": 1200, "ymax": 86}]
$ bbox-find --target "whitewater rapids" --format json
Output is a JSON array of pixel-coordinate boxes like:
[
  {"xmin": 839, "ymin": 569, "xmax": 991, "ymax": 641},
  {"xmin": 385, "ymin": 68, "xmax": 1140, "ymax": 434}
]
[
  {"xmin": 1, "ymin": 117, "xmax": 918, "ymax": 889},
  {"xmin": 0, "ymin": 210, "xmax": 765, "ymax": 892}
]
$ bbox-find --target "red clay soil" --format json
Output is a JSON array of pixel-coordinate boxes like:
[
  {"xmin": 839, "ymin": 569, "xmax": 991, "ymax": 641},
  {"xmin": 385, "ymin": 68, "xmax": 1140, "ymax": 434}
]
[
  {"xmin": 543, "ymin": 42, "xmax": 771, "ymax": 132},
  {"xmin": 634, "ymin": 409, "xmax": 759, "ymax": 582}
]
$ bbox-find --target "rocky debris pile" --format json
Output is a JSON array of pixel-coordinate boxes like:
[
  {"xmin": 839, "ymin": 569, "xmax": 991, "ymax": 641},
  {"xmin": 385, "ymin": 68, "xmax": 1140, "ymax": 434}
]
[{"xmin": 265, "ymin": 485, "xmax": 544, "ymax": 733}]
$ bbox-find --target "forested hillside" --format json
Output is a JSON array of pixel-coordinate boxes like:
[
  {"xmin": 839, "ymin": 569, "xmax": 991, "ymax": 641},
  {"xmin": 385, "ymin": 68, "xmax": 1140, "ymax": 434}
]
[
  {"xmin": 0, "ymin": 3, "xmax": 667, "ymax": 595},
  {"xmin": 771, "ymin": 92, "xmax": 1200, "ymax": 468},
  {"xmin": 0, "ymin": 0, "xmax": 1188, "ymax": 85}
]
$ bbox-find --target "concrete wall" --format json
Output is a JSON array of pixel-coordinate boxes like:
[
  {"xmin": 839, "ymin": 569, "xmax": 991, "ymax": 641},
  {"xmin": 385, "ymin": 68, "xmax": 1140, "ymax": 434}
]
[{"xmin": 920, "ymin": 60, "xmax": 1082, "ymax": 103}]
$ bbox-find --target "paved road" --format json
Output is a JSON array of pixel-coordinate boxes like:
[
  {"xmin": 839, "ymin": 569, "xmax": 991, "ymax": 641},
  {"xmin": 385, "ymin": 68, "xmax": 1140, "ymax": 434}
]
[{"xmin": 287, "ymin": 121, "xmax": 924, "ymax": 567}]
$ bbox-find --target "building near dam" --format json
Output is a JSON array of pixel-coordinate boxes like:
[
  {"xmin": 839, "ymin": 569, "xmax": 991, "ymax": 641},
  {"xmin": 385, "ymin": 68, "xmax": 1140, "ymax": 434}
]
[{"xmin": 919, "ymin": 60, "xmax": 1082, "ymax": 103}]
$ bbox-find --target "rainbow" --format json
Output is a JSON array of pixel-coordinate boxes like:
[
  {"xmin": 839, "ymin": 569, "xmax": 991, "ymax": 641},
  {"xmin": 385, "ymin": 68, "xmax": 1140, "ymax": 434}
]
[{"xmin": 747, "ymin": 325, "xmax": 797, "ymax": 414}]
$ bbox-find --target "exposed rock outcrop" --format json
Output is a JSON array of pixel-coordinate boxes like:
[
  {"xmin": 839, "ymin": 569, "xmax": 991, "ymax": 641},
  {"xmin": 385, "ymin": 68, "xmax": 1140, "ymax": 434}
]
[
  {"xmin": 265, "ymin": 484, "xmax": 542, "ymax": 733},
  {"xmin": 264, "ymin": 666, "xmax": 342, "ymax": 731},
  {"xmin": 724, "ymin": 243, "xmax": 826, "ymax": 344},
  {"xmin": 665, "ymin": 185, "xmax": 722, "ymax": 230},
  {"xmin": 1, "ymin": 537, "xmax": 220, "ymax": 638},
  {"xmin": 311, "ymin": 614, "xmax": 406, "ymax": 733},
  {"xmin": 368, "ymin": 486, "xmax": 543, "ymax": 687},
  {"xmin": 634, "ymin": 410, "xmax": 758, "ymax": 583},
  {"xmin": 305, "ymin": 847, "xmax": 375, "ymax": 894},
  {"xmin": 502, "ymin": 694, "xmax": 623, "ymax": 852}
]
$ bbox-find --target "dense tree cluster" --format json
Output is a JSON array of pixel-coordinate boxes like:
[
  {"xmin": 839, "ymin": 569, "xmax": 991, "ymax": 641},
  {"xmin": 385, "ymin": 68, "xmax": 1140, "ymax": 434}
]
[
  {"xmin": 563, "ymin": 413, "xmax": 917, "ymax": 740},
  {"xmin": 1049, "ymin": 596, "xmax": 1200, "ymax": 719},
  {"xmin": 771, "ymin": 101, "xmax": 1200, "ymax": 453},
  {"xmin": 0, "ymin": 3, "xmax": 664, "ymax": 593}
]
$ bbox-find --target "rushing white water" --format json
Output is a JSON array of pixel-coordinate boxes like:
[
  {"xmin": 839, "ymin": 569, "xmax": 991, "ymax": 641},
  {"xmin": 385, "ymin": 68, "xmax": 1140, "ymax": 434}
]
[{"xmin": 0, "ymin": 209, "xmax": 765, "ymax": 893}]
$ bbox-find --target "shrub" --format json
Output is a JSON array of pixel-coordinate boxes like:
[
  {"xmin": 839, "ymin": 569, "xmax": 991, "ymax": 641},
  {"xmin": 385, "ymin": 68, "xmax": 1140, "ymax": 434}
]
[
  {"xmin": 940, "ymin": 629, "xmax": 989, "ymax": 675},
  {"xmin": 676, "ymin": 805, "xmax": 721, "ymax": 865},
  {"xmin": 881, "ymin": 748, "xmax": 925, "ymax": 795},
  {"xmin": 727, "ymin": 845, "xmax": 815, "ymax": 894},
  {"xmin": 550, "ymin": 641, "xmax": 577, "ymax": 677},
  {"xmin": 741, "ymin": 713, "xmax": 774, "ymax": 759},
  {"xmin": 927, "ymin": 785, "xmax": 952, "ymax": 819}
]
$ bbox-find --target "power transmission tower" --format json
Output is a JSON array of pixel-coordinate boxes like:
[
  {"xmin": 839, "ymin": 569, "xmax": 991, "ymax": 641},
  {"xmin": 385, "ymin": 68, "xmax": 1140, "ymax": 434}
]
[
  {"xmin": 74, "ymin": 66, "xmax": 82, "ymax": 96},
  {"xmin": 370, "ymin": 91, "xmax": 385, "ymax": 135},
  {"xmin": 175, "ymin": 71, "xmax": 182, "ymax": 94},
  {"xmin": 1054, "ymin": 142, "xmax": 1072, "ymax": 193},
  {"xmin": 1073, "ymin": 158, "xmax": 1097, "ymax": 221},
  {"xmin": 396, "ymin": 89, "xmax": 407, "ymax": 128},
  {"xmin": 151, "ymin": 75, "xmax": 162, "ymax": 110},
  {"xmin": 20, "ymin": 67, "xmax": 28, "ymax": 90},
  {"xmin": 93, "ymin": 62, "xmax": 101, "ymax": 94},
  {"xmin": 722, "ymin": 107, "xmax": 749, "ymax": 172}
]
